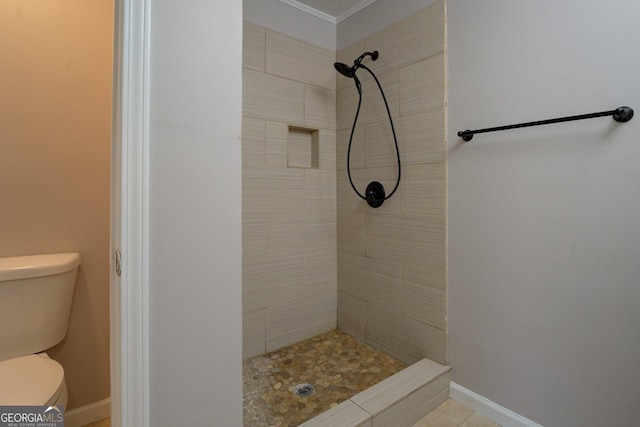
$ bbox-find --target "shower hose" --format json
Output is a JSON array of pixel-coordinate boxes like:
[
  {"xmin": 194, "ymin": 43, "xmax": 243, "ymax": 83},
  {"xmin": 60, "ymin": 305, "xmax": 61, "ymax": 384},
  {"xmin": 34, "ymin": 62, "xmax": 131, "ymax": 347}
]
[{"xmin": 345, "ymin": 64, "xmax": 401, "ymax": 208}]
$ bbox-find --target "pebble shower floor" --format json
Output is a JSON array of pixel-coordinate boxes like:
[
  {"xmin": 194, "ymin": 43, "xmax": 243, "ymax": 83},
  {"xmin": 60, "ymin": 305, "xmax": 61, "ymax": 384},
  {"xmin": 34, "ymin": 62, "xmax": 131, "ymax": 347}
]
[{"xmin": 243, "ymin": 329, "xmax": 407, "ymax": 426}]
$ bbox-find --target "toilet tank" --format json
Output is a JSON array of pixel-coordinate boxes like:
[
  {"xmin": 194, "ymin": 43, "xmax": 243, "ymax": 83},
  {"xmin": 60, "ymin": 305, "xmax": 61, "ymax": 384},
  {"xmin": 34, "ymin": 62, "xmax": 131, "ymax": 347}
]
[{"xmin": 0, "ymin": 253, "xmax": 81, "ymax": 362}]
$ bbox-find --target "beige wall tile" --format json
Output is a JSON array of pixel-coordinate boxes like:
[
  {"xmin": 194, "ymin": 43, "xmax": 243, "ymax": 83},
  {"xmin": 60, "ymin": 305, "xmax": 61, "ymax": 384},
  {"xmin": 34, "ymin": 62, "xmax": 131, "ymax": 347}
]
[
  {"xmin": 266, "ymin": 294, "xmax": 337, "ymax": 352},
  {"xmin": 401, "ymin": 163, "xmax": 446, "ymax": 217},
  {"xmin": 398, "ymin": 108, "xmax": 445, "ymax": 166},
  {"xmin": 360, "ymin": 69, "xmax": 399, "ymax": 126},
  {"xmin": 337, "ymin": 250, "xmax": 369, "ymax": 299},
  {"xmin": 243, "ymin": 166, "xmax": 305, "ymax": 214},
  {"xmin": 337, "ymin": 291, "xmax": 366, "ymax": 342},
  {"xmin": 242, "ymin": 211, "xmax": 267, "ymax": 266},
  {"xmin": 401, "ymin": 282, "xmax": 446, "ymax": 330},
  {"xmin": 259, "ymin": 208, "xmax": 329, "ymax": 259},
  {"xmin": 305, "ymin": 84, "xmax": 337, "ymax": 130},
  {"xmin": 337, "ymin": 171, "xmax": 370, "ymax": 215},
  {"xmin": 408, "ymin": 318, "xmax": 447, "ymax": 364},
  {"xmin": 304, "ymin": 253, "xmax": 337, "ymax": 298},
  {"xmin": 366, "ymin": 119, "xmax": 399, "ymax": 169},
  {"xmin": 243, "ymin": 21, "xmax": 265, "ymax": 72},
  {"xmin": 266, "ymin": 121, "xmax": 288, "ymax": 167},
  {"xmin": 250, "ymin": 209, "xmax": 335, "ymax": 260},
  {"xmin": 399, "ymin": 53, "xmax": 445, "ymax": 116},
  {"xmin": 305, "ymin": 169, "xmax": 337, "ymax": 211},
  {"xmin": 266, "ymin": 29, "xmax": 336, "ymax": 90},
  {"xmin": 365, "ymin": 212, "xmax": 445, "ymax": 268},
  {"xmin": 264, "ymin": 213, "xmax": 309, "ymax": 259},
  {"xmin": 300, "ymin": 399, "xmax": 372, "ymax": 427},
  {"xmin": 402, "ymin": 263, "xmax": 446, "ymax": 292},
  {"xmin": 304, "ymin": 201, "xmax": 338, "ymax": 222},
  {"xmin": 243, "ymin": 68, "xmax": 304, "ymax": 123},
  {"xmin": 370, "ymin": 372, "xmax": 450, "ymax": 427},
  {"xmin": 364, "ymin": 0, "xmax": 445, "ymax": 78},
  {"xmin": 367, "ymin": 258, "xmax": 402, "ymax": 309},
  {"xmin": 337, "ymin": 126, "xmax": 365, "ymax": 171},
  {"xmin": 337, "ymin": 73, "xmax": 401, "ymax": 128},
  {"xmin": 338, "ymin": 209, "xmax": 367, "ymax": 255},
  {"xmin": 365, "ymin": 302, "xmax": 420, "ymax": 364},
  {"xmin": 337, "ymin": 84, "xmax": 362, "ymax": 131},
  {"xmin": 350, "ymin": 358, "xmax": 449, "ymax": 416},
  {"xmin": 366, "ymin": 302, "xmax": 446, "ymax": 364},
  {"xmin": 319, "ymin": 128, "xmax": 337, "ymax": 171},
  {"xmin": 302, "ymin": 217, "xmax": 337, "ymax": 257},
  {"xmin": 242, "ymin": 116, "xmax": 265, "ymax": 168},
  {"xmin": 243, "ymin": 308, "xmax": 266, "ymax": 359},
  {"xmin": 243, "ymin": 255, "xmax": 305, "ymax": 312}
]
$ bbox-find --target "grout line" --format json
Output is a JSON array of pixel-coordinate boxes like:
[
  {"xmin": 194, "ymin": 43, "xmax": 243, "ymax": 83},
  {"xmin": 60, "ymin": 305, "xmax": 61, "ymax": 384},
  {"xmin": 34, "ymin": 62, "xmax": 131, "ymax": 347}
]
[
  {"xmin": 349, "ymin": 397, "xmax": 373, "ymax": 417},
  {"xmin": 456, "ymin": 411, "xmax": 475, "ymax": 426}
]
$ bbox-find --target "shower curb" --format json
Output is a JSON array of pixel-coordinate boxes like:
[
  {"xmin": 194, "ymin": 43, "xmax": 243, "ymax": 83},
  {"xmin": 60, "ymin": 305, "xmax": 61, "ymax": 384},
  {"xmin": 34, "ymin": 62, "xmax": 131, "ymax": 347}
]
[{"xmin": 300, "ymin": 358, "xmax": 451, "ymax": 427}]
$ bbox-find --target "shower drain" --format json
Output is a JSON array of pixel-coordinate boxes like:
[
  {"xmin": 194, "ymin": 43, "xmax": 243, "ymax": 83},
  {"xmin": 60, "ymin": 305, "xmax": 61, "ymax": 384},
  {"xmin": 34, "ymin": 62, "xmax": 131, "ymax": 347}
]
[{"xmin": 293, "ymin": 383, "xmax": 315, "ymax": 397}]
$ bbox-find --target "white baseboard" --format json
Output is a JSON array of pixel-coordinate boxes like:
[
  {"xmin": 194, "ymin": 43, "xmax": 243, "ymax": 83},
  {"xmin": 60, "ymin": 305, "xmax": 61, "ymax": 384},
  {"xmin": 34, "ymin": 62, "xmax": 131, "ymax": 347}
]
[
  {"xmin": 450, "ymin": 382, "xmax": 543, "ymax": 427},
  {"xmin": 64, "ymin": 398, "xmax": 110, "ymax": 427}
]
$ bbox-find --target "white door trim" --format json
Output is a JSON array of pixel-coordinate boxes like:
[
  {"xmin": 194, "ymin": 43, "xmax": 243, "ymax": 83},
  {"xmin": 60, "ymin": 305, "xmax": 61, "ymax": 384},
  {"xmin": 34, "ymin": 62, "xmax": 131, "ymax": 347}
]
[{"xmin": 111, "ymin": 0, "xmax": 150, "ymax": 426}]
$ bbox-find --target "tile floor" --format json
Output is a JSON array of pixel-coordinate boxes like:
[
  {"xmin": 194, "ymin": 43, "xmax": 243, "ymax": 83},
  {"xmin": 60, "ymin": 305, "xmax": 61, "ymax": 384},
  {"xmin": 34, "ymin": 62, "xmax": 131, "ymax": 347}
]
[
  {"xmin": 80, "ymin": 398, "xmax": 500, "ymax": 426},
  {"xmin": 244, "ymin": 329, "xmax": 407, "ymax": 426},
  {"xmin": 412, "ymin": 399, "xmax": 501, "ymax": 427}
]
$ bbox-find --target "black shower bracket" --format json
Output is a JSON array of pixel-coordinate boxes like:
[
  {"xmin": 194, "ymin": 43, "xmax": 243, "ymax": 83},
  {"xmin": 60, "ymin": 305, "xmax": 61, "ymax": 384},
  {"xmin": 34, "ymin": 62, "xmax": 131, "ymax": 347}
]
[{"xmin": 458, "ymin": 106, "xmax": 634, "ymax": 142}]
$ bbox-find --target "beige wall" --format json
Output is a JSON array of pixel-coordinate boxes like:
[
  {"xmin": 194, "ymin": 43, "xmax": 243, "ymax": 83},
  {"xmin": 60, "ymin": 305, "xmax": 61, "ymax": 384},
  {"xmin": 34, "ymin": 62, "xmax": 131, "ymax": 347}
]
[
  {"xmin": 447, "ymin": 1, "xmax": 640, "ymax": 425},
  {"xmin": 0, "ymin": 0, "xmax": 112, "ymax": 410},
  {"xmin": 242, "ymin": 23, "xmax": 337, "ymax": 358},
  {"xmin": 336, "ymin": 1, "xmax": 447, "ymax": 365}
]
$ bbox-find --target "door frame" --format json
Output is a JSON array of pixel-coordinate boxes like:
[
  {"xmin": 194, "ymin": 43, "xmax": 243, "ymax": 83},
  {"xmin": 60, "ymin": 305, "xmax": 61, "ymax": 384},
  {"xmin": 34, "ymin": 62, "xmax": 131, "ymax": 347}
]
[{"xmin": 111, "ymin": 0, "xmax": 150, "ymax": 426}]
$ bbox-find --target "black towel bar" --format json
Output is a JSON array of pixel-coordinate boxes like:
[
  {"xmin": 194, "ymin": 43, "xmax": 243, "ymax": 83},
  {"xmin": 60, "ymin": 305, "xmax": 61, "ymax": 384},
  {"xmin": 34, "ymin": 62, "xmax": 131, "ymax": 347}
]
[{"xmin": 458, "ymin": 106, "xmax": 634, "ymax": 141}]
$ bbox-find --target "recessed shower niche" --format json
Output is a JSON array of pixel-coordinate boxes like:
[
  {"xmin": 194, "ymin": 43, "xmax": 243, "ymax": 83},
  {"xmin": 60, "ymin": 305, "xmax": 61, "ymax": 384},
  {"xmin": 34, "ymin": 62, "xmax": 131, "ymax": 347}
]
[{"xmin": 287, "ymin": 126, "xmax": 319, "ymax": 169}]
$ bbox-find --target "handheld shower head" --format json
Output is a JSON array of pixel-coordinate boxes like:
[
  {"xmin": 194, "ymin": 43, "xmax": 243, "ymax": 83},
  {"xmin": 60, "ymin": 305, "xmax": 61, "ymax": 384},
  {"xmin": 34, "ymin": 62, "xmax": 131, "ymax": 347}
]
[
  {"xmin": 334, "ymin": 62, "xmax": 355, "ymax": 78},
  {"xmin": 334, "ymin": 50, "xmax": 379, "ymax": 79}
]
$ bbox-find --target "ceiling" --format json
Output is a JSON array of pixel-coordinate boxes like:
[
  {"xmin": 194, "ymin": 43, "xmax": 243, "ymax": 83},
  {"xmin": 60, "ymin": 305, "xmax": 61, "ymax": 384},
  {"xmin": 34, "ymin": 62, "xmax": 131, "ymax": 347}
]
[{"xmin": 280, "ymin": 0, "xmax": 376, "ymax": 23}]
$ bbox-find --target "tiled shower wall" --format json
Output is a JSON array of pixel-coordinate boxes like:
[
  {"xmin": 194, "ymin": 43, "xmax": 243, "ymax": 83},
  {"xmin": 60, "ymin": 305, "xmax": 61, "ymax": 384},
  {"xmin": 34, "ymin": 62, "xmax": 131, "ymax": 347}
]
[
  {"xmin": 336, "ymin": 1, "xmax": 447, "ymax": 365},
  {"xmin": 242, "ymin": 23, "xmax": 337, "ymax": 358}
]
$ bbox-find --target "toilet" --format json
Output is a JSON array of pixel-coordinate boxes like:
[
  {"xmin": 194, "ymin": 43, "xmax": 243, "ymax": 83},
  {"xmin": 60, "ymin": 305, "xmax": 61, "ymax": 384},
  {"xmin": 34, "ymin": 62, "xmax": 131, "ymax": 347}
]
[{"xmin": 0, "ymin": 253, "xmax": 81, "ymax": 407}]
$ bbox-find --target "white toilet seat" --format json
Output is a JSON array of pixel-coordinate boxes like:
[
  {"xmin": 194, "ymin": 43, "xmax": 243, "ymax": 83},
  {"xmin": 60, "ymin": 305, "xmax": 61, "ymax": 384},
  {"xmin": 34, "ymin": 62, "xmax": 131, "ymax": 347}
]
[{"xmin": 0, "ymin": 353, "xmax": 66, "ymax": 406}]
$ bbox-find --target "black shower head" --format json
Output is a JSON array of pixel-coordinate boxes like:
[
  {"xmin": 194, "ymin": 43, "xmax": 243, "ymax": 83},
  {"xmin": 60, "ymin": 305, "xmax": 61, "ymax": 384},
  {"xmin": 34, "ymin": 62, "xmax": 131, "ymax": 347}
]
[
  {"xmin": 334, "ymin": 51, "xmax": 379, "ymax": 79},
  {"xmin": 334, "ymin": 62, "xmax": 356, "ymax": 78}
]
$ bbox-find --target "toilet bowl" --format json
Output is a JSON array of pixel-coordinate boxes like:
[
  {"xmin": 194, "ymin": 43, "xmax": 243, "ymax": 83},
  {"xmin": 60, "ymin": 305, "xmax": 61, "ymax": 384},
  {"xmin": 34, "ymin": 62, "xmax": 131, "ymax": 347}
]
[{"xmin": 0, "ymin": 253, "xmax": 80, "ymax": 407}]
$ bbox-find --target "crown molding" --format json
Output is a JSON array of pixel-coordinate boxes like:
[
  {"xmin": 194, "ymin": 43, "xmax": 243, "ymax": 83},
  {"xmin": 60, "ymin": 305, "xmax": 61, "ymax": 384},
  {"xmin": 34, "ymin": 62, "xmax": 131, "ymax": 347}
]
[
  {"xmin": 278, "ymin": 0, "xmax": 379, "ymax": 25},
  {"xmin": 336, "ymin": 0, "xmax": 377, "ymax": 23},
  {"xmin": 279, "ymin": 0, "xmax": 337, "ymax": 24}
]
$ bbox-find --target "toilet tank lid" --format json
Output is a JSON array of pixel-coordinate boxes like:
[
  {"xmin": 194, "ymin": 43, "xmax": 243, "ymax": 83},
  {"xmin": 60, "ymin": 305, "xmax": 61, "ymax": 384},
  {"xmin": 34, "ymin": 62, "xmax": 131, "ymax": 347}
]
[{"xmin": 0, "ymin": 253, "xmax": 81, "ymax": 282}]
